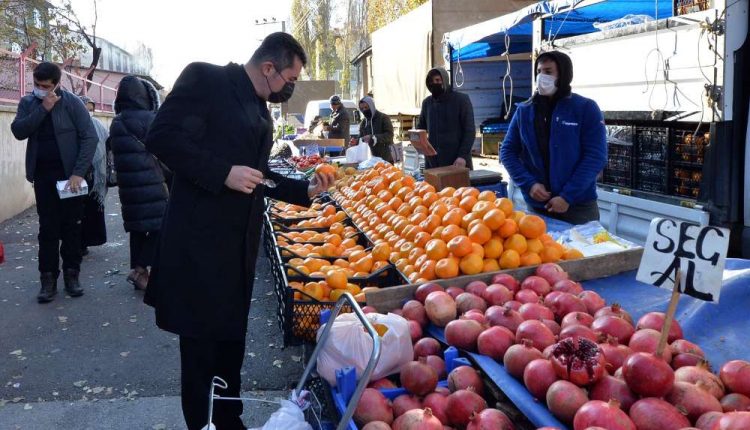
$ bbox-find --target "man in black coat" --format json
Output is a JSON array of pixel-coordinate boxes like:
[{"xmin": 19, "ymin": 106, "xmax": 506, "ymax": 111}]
[
  {"xmin": 417, "ymin": 67, "xmax": 476, "ymax": 169},
  {"xmin": 326, "ymin": 94, "xmax": 350, "ymax": 141},
  {"xmin": 358, "ymin": 96, "xmax": 394, "ymax": 162},
  {"xmin": 143, "ymin": 33, "xmax": 334, "ymax": 429}
]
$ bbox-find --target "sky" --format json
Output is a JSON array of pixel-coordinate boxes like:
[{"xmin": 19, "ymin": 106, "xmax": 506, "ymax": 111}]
[{"xmin": 67, "ymin": 0, "xmax": 292, "ymax": 89}]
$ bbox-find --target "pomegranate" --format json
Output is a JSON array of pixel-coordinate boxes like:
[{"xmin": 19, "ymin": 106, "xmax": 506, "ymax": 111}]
[
  {"xmin": 414, "ymin": 338, "xmax": 441, "ymax": 359},
  {"xmin": 446, "ymin": 287, "xmax": 464, "ymax": 299},
  {"xmin": 425, "ymin": 355, "xmax": 447, "ymax": 379},
  {"xmin": 613, "ymin": 367, "xmax": 624, "ymax": 379},
  {"xmin": 559, "ymin": 324, "xmax": 598, "ymax": 343},
  {"xmin": 713, "ymin": 411, "xmax": 750, "ymax": 429},
  {"xmin": 695, "ymin": 411, "xmax": 724, "ymax": 430},
  {"xmin": 461, "ymin": 310, "xmax": 487, "ymax": 325},
  {"xmin": 476, "ymin": 326, "xmax": 515, "ymax": 361},
  {"xmin": 541, "ymin": 319, "xmax": 561, "ymax": 336},
  {"xmin": 598, "ymin": 336, "xmax": 633, "ymax": 372},
  {"xmin": 515, "ymin": 289, "xmax": 540, "ymax": 304},
  {"xmin": 550, "ymin": 337, "xmax": 606, "ymax": 386},
  {"xmin": 491, "ymin": 273, "xmax": 519, "ymax": 292},
  {"xmin": 416, "ymin": 283, "xmax": 445, "ymax": 304},
  {"xmin": 392, "ymin": 408, "xmax": 443, "ymax": 430},
  {"xmin": 354, "ymin": 388, "xmax": 394, "ymax": 426},
  {"xmin": 628, "ymin": 328, "xmax": 672, "ymax": 362},
  {"xmin": 594, "ymin": 304, "xmax": 633, "ymax": 325},
  {"xmin": 628, "ymin": 397, "xmax": 691, "ymax": 430},
  {"xmin": 536, "ymin": 263, "xmax": 569, "ymax": 285},
  {"xmin": 591, "ymin": 315, "xmax": 635, "ymax": 344},
  {"xmin": 523, "ymin": 358, "xmax": 558, "ymax": 400},
  {"xmin": 369, "ymin": 378, "xmax": 398, "ymax": 389},
  {"xmin": 362, "ymin": 306, "xmax": 379, "ymax": 314},
  {"xmin": 445, "ymin": 389, "xmax": 487, "ymax": 428},
  {"xmin": 562, "ymin": 312, "xmax": 595, "ymax": 328},
  {"xmin": 671, "ymin": 339, "xmax": 705, "ymax": 357},
  {"xmin": 445, "ymin": 319, "xmax": 483, "ymax": 351},
  {"xmin": 408, "ymin": 320, "xmax": 423, "ymax": 342},
  {"xmin": 636, "ymin": 312, "xmax": 683, "ymax": 343},
  {"xmin": 515, "ymin": 319, "xmax": 556, "ymax": 351},
  {"xmin": 422, "ymin": 393, "xmax": 449, "ymax": 424},
  {"xmin": 548, "ymin": 293, "xmax": 588, "ymax": 320},
  {"xmin": 393, "ymin": 394, "xmax": 423, "ymax": 417},
  {"xmin": 676, "ymin": 363, "xmax": 726, "ymax": 399},
  {"xmin": 447, "ymin": 366, "xmax": 484, "ymax": 395},
  {"xmin": 521, "ymin": 276, "xmax": 552, "ymax": 296},
  {"xmin": 542, "ymin": 343, "xmax": 555, "ymax": 358},
  {"xmin": 503, "ymin": 340, "xmax": 544, "ymax": 379},
  {"xmin": 666, "ymin": 381, "xmax": 723, "ymax": 422},
  {"xmin": 465, "ymin": 408, "xmax": 515, "ymax": 430},
  {"xmin": 403, "ymin": 300, "xmax": 429, "ymax": 327},
  {"xmin": 504, "ymin": 300, "xmax": 522, "ymax": 311},
  {"xmin": 392, "ymin": 309, "xmax": 404, "ymax": 317},
  {"xmin": 424, "ymin": 292, "xmax": 457, "ymax": 327},
  {"xmin": 589, "ymin": 374, "xmax": 637, "ymax": 413},
  {"xmin": 573, "ymin": 399, "xmax": 636, "ymax": 430},
  {"xmin": 720, "ymin": 360, "xmax": 750, "ymax": 397},
  {"xmin": 481, "ymin": 284, "xmax": 513, "ymax": 306},
  {"xmin": 673, "ymin": 353, "xmax": 704, "ymax": 369},
  {"xmin": 622, "ymin": 352, "xmax": 674, "ymax": 397},
  {"xmin": 578, "ymin": 290, "xmax": 606, "ymax": 314},
  {"xmin": 455, "ymin": 293, "xmax": 487, "ymax": 315},
  {"xmin": 721, "ymin": 393, "xmax": 750, "ymax": 412},
  {"xmin": 543, "ymin": 291, "xmax": 563, "ymax": 308},
  {"xmin": 362, "ymin": 421, "xmax": 393, "ymax": 430},
  {"xmin": 401, "ymin": 360, "xmax": 438, "ymax": 396},
  {"xmin": 546, "ymin": 380, "xmax": 589, "ymax": 423},
  {"xmin": 465, "ymin": 281, "xmax": 488, "ymax": 297},
  {"xmin": 485, "ymin": 306, "xmax": 523, "ymax": 333},
  {"xmin": 553, "ymin": 279, "xmax": 584, "ymax": 295},
  {"xmin": 434, "ymin": 386, "xmax": 451, "ymax": 395},
  {"xmin": 519, "ymin": 302, "xmax": 555, "ymax": 321}
]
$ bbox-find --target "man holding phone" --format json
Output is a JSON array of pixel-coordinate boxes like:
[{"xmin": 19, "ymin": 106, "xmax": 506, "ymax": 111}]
[{"xmin": 11, "ymin": 62, "xmax": 98, "ymax": 303}]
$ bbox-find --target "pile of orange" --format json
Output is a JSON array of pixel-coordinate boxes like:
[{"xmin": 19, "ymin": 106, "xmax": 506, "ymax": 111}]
[
  {"xmin": 270, "ymin": 201, "xmax": 329, "ymax": 219},
  {"xmin": 290, "ymin": 204, "xmax": 348, "ymax": 229}
]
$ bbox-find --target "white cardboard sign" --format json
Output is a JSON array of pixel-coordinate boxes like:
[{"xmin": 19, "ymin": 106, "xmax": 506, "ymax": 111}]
[{"xmin": 636, "ymin": 218, "xmax": 730, "ymax": 303}]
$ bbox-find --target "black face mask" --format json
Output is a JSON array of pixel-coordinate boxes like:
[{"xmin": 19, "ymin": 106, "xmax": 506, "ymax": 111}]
[
  {"xmin": 428, "ymin": 83, "xmax": 444, "ymax": 96},
  {"xmin": 361, "ymin": 109, "xmax": 372, "ymax": 119},
  {"xmin": 266, "ymin": 69, "xmax": 295, "ymax": 103}
]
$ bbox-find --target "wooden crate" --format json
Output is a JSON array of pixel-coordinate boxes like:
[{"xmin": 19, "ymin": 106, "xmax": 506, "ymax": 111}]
[
  {"xmin": 423, "ymin": 166, "xmax": 470, "ymax": 191},
  {"xmin": 391, "ymin": 115, "xmax": 418, "ymax": 142},
  {"xmin": 366, "ymin": 248, "xmax": 644, "ymax": 312}
]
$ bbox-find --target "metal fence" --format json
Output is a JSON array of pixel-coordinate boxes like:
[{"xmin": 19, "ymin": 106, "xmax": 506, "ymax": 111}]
[{"xmin": 0, "ymin": 48, "xmax": 117, "ymax": 112}]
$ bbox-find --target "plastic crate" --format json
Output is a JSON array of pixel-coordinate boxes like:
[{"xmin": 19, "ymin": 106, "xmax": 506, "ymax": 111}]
[
  {"xmin": 635, "ymin": 126, "xmax": 668, "ymax": 161},
  {"xmin": 676, "ymin": 0, "xmax": 710, "ymax": 15},
  {"xmin": 601, "ymin": 125, "xmax": 634, "ymax": 188},
  {"xmin": 634, "ymin": 126, "xmax": 669, "ymax": 194}
]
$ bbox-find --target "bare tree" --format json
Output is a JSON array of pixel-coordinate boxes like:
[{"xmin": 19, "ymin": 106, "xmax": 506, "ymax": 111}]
[{"xmin": 54, "ymin": 0, "xmax": 101, "ymax": 90}]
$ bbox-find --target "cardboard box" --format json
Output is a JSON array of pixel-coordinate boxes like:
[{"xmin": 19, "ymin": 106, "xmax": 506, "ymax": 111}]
[{"xmin": 423, "ymin": 166, "xmax": 470, "ymax": 191}]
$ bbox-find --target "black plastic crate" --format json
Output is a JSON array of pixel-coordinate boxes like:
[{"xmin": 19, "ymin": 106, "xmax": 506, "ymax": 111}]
[
  {"xmin": 635, "ymin": 126, "xmax": 669, "ymax": 161},
  {"xmin": 635, "ymin": 163, "xmax": 668, "ymax": 194},
  {"xmin": 671, "ymin": 128, "xmax": 709, "ymax": 164}
]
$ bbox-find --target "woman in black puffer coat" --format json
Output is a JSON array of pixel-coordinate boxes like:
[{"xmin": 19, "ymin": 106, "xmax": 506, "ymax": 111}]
[{"xmin": 110, "ymin": 76, "xmax": 168, "ymax": 290}]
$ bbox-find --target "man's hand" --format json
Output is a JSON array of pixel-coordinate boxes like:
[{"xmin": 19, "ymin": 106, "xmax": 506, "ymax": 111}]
[
  {"xmin": 42, "ymin": 90, "xmax": 60, "ymax": 112},
  {"xmin": 530, "ymin": 183, "xmax": 552, "ymax": 202},
  {"xmin": 453, "ymin": 157, "xmax": 467, "ymax": 168},
  {"xmin": 65, "ymin": 175, "xmax": 84, "ymax": 193},
  {"xmin": 545, "ymin": 196, "xmax": 570, "ymax": 214},
  {"xmin": 224, "ymin": 166, "xmax": 264, "ymax": 194},
  {"xmin": 308, "ymin": 172, "xmax": 336, "ymax": 198}
]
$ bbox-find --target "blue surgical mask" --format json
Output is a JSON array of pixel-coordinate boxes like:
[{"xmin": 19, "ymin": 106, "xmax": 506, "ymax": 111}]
[{"xmin": 32, "ymin": 87, "xmax": 48, "ymax": 99}]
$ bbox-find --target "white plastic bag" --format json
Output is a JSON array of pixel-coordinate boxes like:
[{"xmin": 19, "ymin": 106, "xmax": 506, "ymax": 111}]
[
  {"xmin": 345, "ymin": 139, "xmax": 372, "ymax": 163},
  {"xmin": 316, "ymin": 312, "xmax": 413, "ymax": 386},
  {"xmin": 249, "ymin": 400, "xmax": 312, "ymax": 430}
]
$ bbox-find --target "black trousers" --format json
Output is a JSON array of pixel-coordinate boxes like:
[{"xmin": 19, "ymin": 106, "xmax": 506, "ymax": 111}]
[
  {"xmin": 179, "ymin": 336, "xmax": 247, "ymax": 430},
  {"xmin": 81, "ymin": 195, "xmax": 107, "ymax": 248},
  {"xmin": 33, "ymin": 177, "xmax": 85, "ymax": 274},
  {"xmin": 129, "ymin": 231, "xmax": 159, "ymax": 269},
  {"xmin": 532, "ymin": 199, "xmax": 601, "ymax": 225}
]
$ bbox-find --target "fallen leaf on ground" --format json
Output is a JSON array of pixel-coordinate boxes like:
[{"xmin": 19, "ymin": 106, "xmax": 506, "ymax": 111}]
[{"xmin": 9, "ymin": 350, "xmax": 22, "ymax": 356}]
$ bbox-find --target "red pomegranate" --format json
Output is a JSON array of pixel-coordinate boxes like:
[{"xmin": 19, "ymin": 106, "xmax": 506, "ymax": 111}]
[
  {"xmin": 515, "ymin": 319, "xmax": 556, "ymax": 351},
  {"xmin": 415, "ymin": 283, "xmax": 445, "ymax": 304},
  {"xmin": 559, "ymin": 324, "xmax": 598, "ymax": 343},
  {"xmin": 628, "ymin": 328, "xmax": 672, "ymax": 362},
  {"xmin": 447, "ymin": 366, "xmax": 484, "ymax": 395},
  {"xmin": 591, "ymin": 315, "xmax": 635, "ymax": 344},
  {"xmin": 720, "ymin": 360, "xmax": 750, "ymax": 397},
  {"xmin": 519, "ymin": 302, "xmax": 555, "ymax": 321},
  {"xmin": 598, "ymin": 336, "xmax": 634, "ymax": 372},
  {"xmin": 414, "ymin": 338, "xmax": 441, "ymax": 359},
  {"xmin": 578, "ymin": 290, "xmax": 606, "ymax": 314},
  {"xmin": 523, "ymin": 358, "xmax": 559, "ymax": 400},
  {"xmin": 485, "ymin": 305, "xmax": 523, "ymax": 333},
  {"xmin": 515, "ymin": 289, "xmax": 540, "ymax": 304},
  {"xmin": 673, "ymin": 353, "xmax": 705, "ymax": 369},
  {"xmin": 553, "ymin": 279, "xmax": 584, "ymax": 295},
  {"xmin": 573, "ymin": 399, "xmax": 636, "ymax": 430},
  {"xmin": 455, "ymin": 293, "xmax": 488, "ymax": 315},
  {"xmin": 446, "ymin": 287, "xmax": 464, "ymax": 299},
  {"xmin": 550, "ymin": 337, "xmax": 606, "ymax": 386},
  {"xmin": 362, "ymin": 306, "xmax": 379, "ymax": 314},
  {"xmin": 504, "ymin": 300, "xmax": 522, "ymax": 311},
  {"xmin": 491, "ymin": 273, "xmax": 520, "ymax": 292},
  {"xmin": 503, "ymin": 340, "xmax": 544, "ymax": 379},
  {"xmin": 636, "ymin": 312, "xmax": 683, "ymax": 343},
  {"xmin": 546, "ymin": 380, "xmax": 589, "ymax": 424},
  {"xmin": 445, "ymin": 389, "xmax": 487, "ymax": 428},
  {"xmin": 622, "ymin": 352, "xmax": 674, "ymax": 397},
  {"xmin": 666, "ymin": 381, "xmax": 723, "ymax": 422},
  {"xmin": 541, "ymin": 318, "xmax": 561, "ymax": 336},
  {"xmin": 695, "ymin": 411, "xmax": 724, "ymax": 430},
  {"xmin": 594, "ymin": 304, "xmax": 633, "ymax": 325},
  {"xmin": 713, "ymin": 411, "xmax": 750, "ymax": 429},
  {"xmin": 721, "ymin": 393, "xmax": 750, "ymax": 412},
  {"xmin": 543, "ymin": 291, "xmax": 563, "ymax": 308},
  {"xmin": 561, "ymin": 312, "xmax": 595, "ymax": 328},
  {"xmin": 476, "ymin": 326, "xmax": 515, "ymax": 361},
  {"xmin": 354, "ymin": 388, "xmax": 394, "ymax": 426},
  {"xmin": 392, "ymin": 408, "xmax": 443, "ymax": 430},
  {"xmin": 548, "ymin": 293, "xmax": 588, "ymax": 320},
  {"xmin": 391, "ymin": 309, "xmax": 404, "ymax": 317},
  {"xmin": 424, "ymin": 355, "xmax": 447, "ymax": 379},
  {"xmin": 481, "ymin": 284, "xmax": 513, "ymax": 306},
  {"xmin": 671, "ymin": 339, "xmax": 705, "ymax": 357},
  {"xmin": 465, "ymin": 281, "xmax": 488, "ymax": 297},
  {"xmin": 401, "ymin": 360, "xmax": 438, "ymax": 396},
  {"xmin": 422, "ymin": 393, "xmax": 449, "ymax": 424},
  {"xmin": 521, "ymin": 276, "xmax": 552, "ymax": 296},
  {"xmin": 628, "ymin": 397, "xmax": 691, "ymax": 430},
  {"xmin": 361, "ymin": 421, "xmax": 393, "ymax": 430},
  {"xmin": 393, "ymin": 394, "xmax": 423, "ymax": 417},
  {"xmin": 461, "ymin": 309, "xmax": 486, "ymax": 325},
  {"xmin": 424, "ymin": 292, "xmax": 457, "ymax": 327},
  {"xmin": 589, "ymin": 373, "xmax": 637, "ymax": 413},
  {"xmin": 536, "ymin": 263, "xmax": 569, "ymax": 285},
  {"xmin": 408, "ymin": 320, "xmax": 423, "ymax": 342},
  {"xmin": 465, "ymin": 408, "xmax": 515, "ymax": 430},
  {"xmin": 675, "ymin": 363, "xmax": 726, "ymax": 399},
  {"xmin": 369, "ymin": 378, "xmax": 398, "ymax": 389},
  {"xmin": 445, "ymin": 319, "xmax": 483, "ymax": 351},
  {"xmin": 403, "ymin": 300, "xmax": 429, "ymax": 327}
]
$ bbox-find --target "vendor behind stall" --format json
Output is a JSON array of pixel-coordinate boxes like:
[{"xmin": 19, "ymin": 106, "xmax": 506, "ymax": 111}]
[
  {"xmin": 358, "ymin": 96, "xmax": 394, "ymax": 163},
  {"xmin": 500, "ymin": 51, "xmax": 607, "ymax": 225}
]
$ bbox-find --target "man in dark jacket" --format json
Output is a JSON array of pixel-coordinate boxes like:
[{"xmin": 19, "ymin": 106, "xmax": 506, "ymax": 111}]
[
  {"xmin": 358, "ymin": 96, "xmax": 394, "ymax": 162},
  {"xmin": 327, "ymin": 94, "xmax": 350, "ymax": 141},
  {"xmin": 500, "ymin": 51, "xmax": 607, "ymax": 224},
  {"xmin": 417, "ymin": 67, "xmax": 475, "ymax": 169},
  {"xmin": 144, "ymin": 33, "xmax": 334, "ymax": 430},
  {"xmin": 11, "ymin": 62, "xmax": 97, "ymax": 303}
]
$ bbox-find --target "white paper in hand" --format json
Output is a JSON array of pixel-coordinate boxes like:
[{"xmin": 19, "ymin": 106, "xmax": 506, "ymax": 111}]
[{"xmin": 56, "ymin": 179, "xmax": 88, "ymax": 199}]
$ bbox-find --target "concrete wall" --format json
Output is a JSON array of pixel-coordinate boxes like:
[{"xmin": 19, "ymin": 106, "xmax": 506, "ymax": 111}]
[{"xmin": 0, "ymin": 105, "xmax": 113, "ymax": 223}]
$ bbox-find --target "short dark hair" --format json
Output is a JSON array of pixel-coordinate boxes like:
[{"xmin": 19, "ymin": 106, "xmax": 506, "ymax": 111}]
[
  {"xmin": 33, "ymin": 62, "xmax": 62, "ymax": 84},
  {"xmin": 250, "ymin": 32, "xmax": 307, "ymax": 70}
]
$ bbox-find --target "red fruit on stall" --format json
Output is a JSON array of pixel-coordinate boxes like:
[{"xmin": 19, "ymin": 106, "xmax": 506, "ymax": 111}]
[
  {"xmin": 424, "ymin": 291, "xmax": 457, "ymax": 327},
  {"xmin": 721, "ymin": 392, "xmax": 750, "ymax": 412},
  {"xmin": 523, "ymin": 358, "xmax": 559, "ymax": 400},
  {"xmin": 369, "ymin": 378, "xmax": 398, "ymax": 389},
  {"xmin": 392, "ymin": 408, "xmax": 443, "ymax": 430},
  {"xmin": 541, "ymin": 318, "xmax": 561, "ymax": 336},
  {"xmin": 400, "ymin": 360, "xmax": 438, "ymax": 396},
  {"xmin": 675, "ymin": 363, "xmax": 726, "ymax": 400},
  {"xmin": 361, "ymin": 421, "xmax": 392, "ymax": 430},
  {"xmin": 695, "ymin": 410, "xmax": 724, "ymax": 430},
  {"xmin": 422, "ymin": 392, "xmax": 449, "ymax": 424},
  {"xmin": 414, "ymin": 337, "xmax": 441, "ymax": 359},
  {"xmin": 424, "ymin": 355, "xmax": 446, "ymax": 379},
  {"xmin": 636, "ymin": 311, "xmax": 684, "ymax": 343},
  {"xmin": 402, "ymin": 300, "xmax": 429, "ymax": 327},
  {"xmin": 476, "ymin": 325, "xmax": 515, "ymax": 361},
  {"xmin": 548, "ymin": 292, "xmax": 588, "ymax": 320},
  {"xmin": 447, "ymin": 366, "xmax": 484, "ymax": 395},
  {"xmin": 550, "ymin": 337, "xmax": 606, "ymax": 386},
  {"xmin": 666, "ymin": 380, "xmax": 723, "ymax": 422},
  {"xmin": 594, "ymin": 304, "xmax": 633, "ymax": 325},
  {"xmin": 415, "ymin": 283, "xmax": 445, "ymax": 304},
  {"xmin": 720, "ymin": 360, "xmax": 750, "ymax": 397},
  {"xmin": 598, "ymin": 336, "xmax": 634, "ymax": 372},
  {"xmin": 455, "ymin": 293, "xmax": 488, "ymax": 315},
  {"xmin": 561, "ymin": 311, "xmax": 595, "ymax": 329},
  {"xmin": 628, "ymin": 328, "xmax": 673, "ymax": 362},
  {"xmin": 591, "ymin": 315, "xmax": 635, "ymax": 344},
  {"xmin": 354, "ymin": 388, "xmax": 394, "ymax": 426},
  {"xmin": 465, "ymin": 280, "xmax": 488, "ymax": 298},
  {"xmin": 515, "ymin": 289, "xmax": 540, "ymax": 304},
  {"xmin": 553, "ymin": 279, "xmax": 584, "ymax": 295},
  {"xmin": 622, "ymin": 352, "xmax": 675, "ymax": 397},
  {"xmin": 515, "ymin": 319, "xmax": 557, "ymax": 351},
  {"xmin": 572, "ymin": 399, "xmax": 636, "ymax": 430},
  {"xmin": 445, "ymin": 319, "xmax": 484, "ymax": 351},
  {"xmin": 589, "ymin": 373, "xmax": 637, "ymax": 413},
  {"xmin": 407, "ymin": 320, "xmax": 422, "ymax": 343},
  {"xmin": 520, "ymin": 275, "xmax": 551, "ymax": 296},
  {"xmin": 713, "ymin": 411, "xmax": 750, "ymax": 429},
  {"xmin": 446, "ymin": 287, "xmax": 464, "ymax": 299},
  {"xmin": 671, "ymin": 339, "xmax": 706, "ymax": 357},
  {"xmin": 392, "ymin": 394, "xmax": 423, "ymax": 418},
  {"xmin": 545, "ymin": 380, "xmax": 589, "ymax": 424},
  {"xmin": 465, "ymin": 408, "xmax": 515, "ymax": 430},
  {"xmin": 519, "ymin": 302, "xmax": 555, "ymax": 321},
  {"xmin": 445, "ymin": 389, "xmax": 487, "ymax": 428},
  {"xmin": 485, "ymin": 305, "xmax": 523, "ymax": 333},
  {"xmin": 481, "ymin": 284, "xmax": 514, "ymax": 306},
  {"xmin": 491, "ymin": 273, "xmax": 519, "ymax": 292},
  {"xmin": 628, "ymin": 397, "xmax": 691, "ymax": 430},
  {"xmin": 503, "ymin": 340, "xmax": 544, "ymax": 379},
  {"xmin": 559, "ymin": 324, "xmax": 599, "ymax": 343},
  {"xmin": 578, "ymin": 290, "xmax": 606, "ymax": 314},
  {"xmin": 460, "ymin": 309, "xmax": 487, "ymax": 325},
  {"xmin": 535, "ymin": 263, "xmax": 569, "ymax": 285},
  {"xmin": 673, "ymin": 352, "xmax": 705, "ymax": 369}
]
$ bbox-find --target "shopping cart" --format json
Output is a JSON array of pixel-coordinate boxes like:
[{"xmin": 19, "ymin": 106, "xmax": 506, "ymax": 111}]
[{"xmin": 206, "ymin": 293, "xmax": 382, "ymax": 430}]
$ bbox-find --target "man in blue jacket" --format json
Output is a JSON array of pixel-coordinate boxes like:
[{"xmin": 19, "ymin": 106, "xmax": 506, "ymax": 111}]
[{"xmin": 500, "ymin": 51, "xmax": 606, "ymax": 224}]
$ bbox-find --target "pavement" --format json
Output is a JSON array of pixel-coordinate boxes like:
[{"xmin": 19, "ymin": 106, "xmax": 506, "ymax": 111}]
[{"xmin": 0, "ymin": 189, "xmax": 307, "ymax": 429}]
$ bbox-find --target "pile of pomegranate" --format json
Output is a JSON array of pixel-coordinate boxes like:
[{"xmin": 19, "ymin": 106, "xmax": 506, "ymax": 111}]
[{"xmin": 393, "ymin": 263, "xmax": 750, "ymax": 430}]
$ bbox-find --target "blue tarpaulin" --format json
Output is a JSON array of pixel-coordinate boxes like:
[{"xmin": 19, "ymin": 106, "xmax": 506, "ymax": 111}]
[{"xmin": 446, "ymin": 0, "xmax": 674, "ymax": 62}]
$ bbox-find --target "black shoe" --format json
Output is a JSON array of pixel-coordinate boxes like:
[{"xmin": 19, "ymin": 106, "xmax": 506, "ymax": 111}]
[
  {"xmin": 37, "ymin": 272, "xmax": 58, "ymax": 303},
  {"xmin": 63, "ymin": 269, "xmax": 84, "ymax": 297}
]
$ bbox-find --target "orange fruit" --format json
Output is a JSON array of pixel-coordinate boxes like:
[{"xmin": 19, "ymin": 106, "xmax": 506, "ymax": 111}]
[
  {"xmin": 418, "ymin": 259, "xmax": 437, "ymax": 280},
  {"xmin": 518, "ymin": 215, "xmax": 546, "ymax": 239},
  {"xmin": 447, "ymin": 235, "xmax": 473, "ymax": 257},
  {"xmin": 504, "ymin": 233, "xmax": 528, "ymax": 255},
  {"xmin": 439, "ymin": 187, "xmax": 457, "ymax": 197},
  {"xmin": 432, "ymin": 225, "xmax": 445, "ymax": 240},
  {"xmin": 399, "ymin": 242, "xmax": 415, "ymax": 259},
  {"xmin": 322, "ymin": 205, "xmax": 336, "ymax": 217},
  {"xmin": 563, "ymin": 248, "xmax": 585, "ymax": 260},
  {"xmin": 425, "ymin": 239, "xmax": 449, "ymax": 260},
  {"xmin": 540, "ymin": 245, "xmax": 563, "ymax": 263},
  {"xmin": 478, "ymin": 190, "xmax": 497, "ymax": 202},
  {"xmin": 414, "ymin": 254, "xmax": 429, "ymax": 269},
  {"xmin": 461, "ymin": 187, "xmax": 480, "ymax": 199},
  {"xmin": 441, "ymin": 224, "xmax": 466, "ymax": 242},
  {"xmin": 329, "ymin": 222, "xmax": 345, "ymax": 236},
  {"xmin": 414, "ymin": 231, "xmax": 432, "ymax": 248},
  {"xmin": 459, "ymin": 196, "xmax": 478, "ymax": 213},
  {"xmin": 499, "ymin": 249, "xmax": 521, "ymax": 269},
  {"xmin": 482, "ymin": 258, "xmax": 501, "ymax": 273},
  {"xmin": 471, "ymin": 242, "xmax": 485, "ymax": 259},
  {"xmin": 459, "ymin": 253, "xmax": 483, "ymax": 275},
  {"xmin": 372, "ymin": 242, "xmax": 391, "ymax": 262},
  {"xmin": 512, "ymin": 211, "xmax": 525, "ymax": 223},
  {"xmin": 520, "ymin": 252, "xmax": 542, "ymax": 267},
  {"xmin": 353, "ymin": 255, "xmax": 374, "ymax": 273},
  {"xmin": 496, "ymin": 198, "xmax": 514, "ymax": 217},
  {"xmin": 498, "ymin": 219, "xmax": 518, "ymax": 238},
  {"xmin": 326, "ymin": 270, "xmax": 348, "ymax": 290},
  {"xmin": 483, "ymin": 237, "xmax": 504, "ymax": 259},
  {"xmin": 471, "ymin": 201, "xmax": 494, "ymax": 217},
  {"xmin": 468, "ymin": 223, "xmax": 492, "ymax": 245},
  {"xmin": 482, "ymin": 208, "xmax": 506, "ymax": 231},
  {"xmin": 442, "ymin": 208, "xmax": 466, "ymax": 227},
  {"xmin": 435, "ymin": 257, "xmax": 460, "ymax": 279},
  {"xmin": 526, "ymin": 238, "xmax": 544, "ymax": 254},
  {"xmin": 408, "ymin": 247, "xmax": 425, "ymax": 265},
  {"xmin": 333, "ymin": 259, "xmax": 350, "ymax": 269}
]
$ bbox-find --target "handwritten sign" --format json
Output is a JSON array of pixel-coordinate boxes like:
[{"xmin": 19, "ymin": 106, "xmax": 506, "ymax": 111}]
[{"xmin": 636, "ymin": 218, "xmax": 730, "ymax": 303}]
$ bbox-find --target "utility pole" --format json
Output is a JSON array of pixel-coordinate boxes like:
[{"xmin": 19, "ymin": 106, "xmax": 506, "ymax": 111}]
[{"xmin": 254, "ymin": 17, "xmax": 286, "ymax": 40}]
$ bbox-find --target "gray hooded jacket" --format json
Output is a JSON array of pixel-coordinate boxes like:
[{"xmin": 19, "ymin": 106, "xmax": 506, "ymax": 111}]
[{"xmin": 358, "ymin": 96, "xmax": 394, "ymax": 162}]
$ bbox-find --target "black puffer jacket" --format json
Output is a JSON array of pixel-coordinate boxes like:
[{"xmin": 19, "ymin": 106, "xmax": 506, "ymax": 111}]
[{"xmin": 110, "ymin": 76, "xmax": 168, "ymax": 233}]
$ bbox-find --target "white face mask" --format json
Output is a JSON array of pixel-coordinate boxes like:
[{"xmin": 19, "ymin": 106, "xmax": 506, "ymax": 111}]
[
  {"xmin": 32, "ymin": 87, "xmax": 48, "ymax": 99},
  {"xmin": 536, "ymin": 73, "xmax": 558, "ymax": 96}
]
